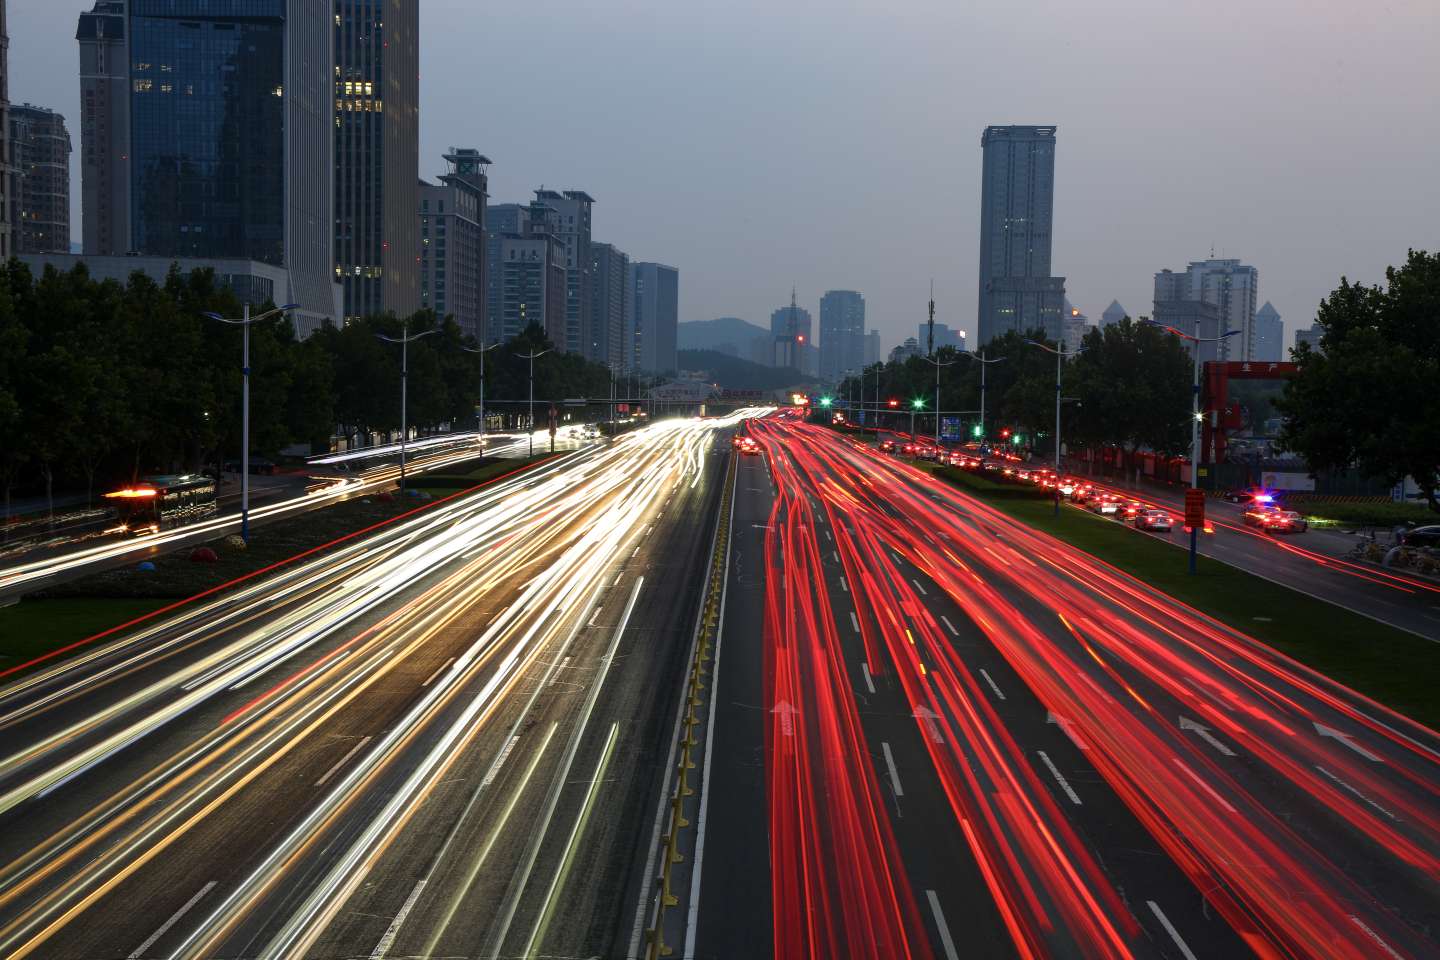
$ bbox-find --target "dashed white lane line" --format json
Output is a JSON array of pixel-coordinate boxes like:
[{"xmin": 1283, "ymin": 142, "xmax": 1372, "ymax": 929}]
[
  {"xmin": 860, "ymin": 662, "xmax": 876, "ymax": 694},
  {"xmin": 849, "ymin": 611, "xmax": 861, "ymax": 633},
  {"xmin": 1037, "ymin": 750, "xmax": 1082, "ymax": 805},
  {"xmin": 939, "ymin": 615, "xmax": 959, "ymax": 637},
  {"xmin": 839, "ymin": 576, "xmax": 848, "ymax": 593},
  {"xmin": 588, "ymin": 606, "xmax": 604, "ymax": 627},
  {"xmin": 925, "ymin": 890, "xmax": 961, "ymax": 960},
  {"xmin": 833, "ymin": 550, "xmax": 841, "ymax": 563},
  {"xmin": 911, "ymin": 578, "xmax": 928, "ymax": 596},
  {"xmin": 1173, "ymin": 757, "xmax": 1237, "ymax": 813},
  {"xmin": 881, "ymin": 742, "xmax": 904, "ymax": 797},
  {"xmin": 420, "ymin": 658, "xmax": 455, "ymax": 687},
  {"xmin": 369, "ymin": 878, "xmax": 427, "ymax": 958},
  {"xmin": 315, "ymin": 736, "xmax": 373, "ymax": 787},
  {"xmin": 979, "ymin": 668, "xmax": 1006, "ymax": 700},
  {"xmin": 825, "ymin": 530, "xmax": 833, "ymax": 542},
  {"xmin": 547, "ymin": 656, "xmax": 572, "ymax": 686},
  {"xmin": 1146, "ymin": 901, "xmax": 1198, "ymax": 960},
  {"xmin": 128, "ymin": 881, "xmax": 217, "ymax": 959}
]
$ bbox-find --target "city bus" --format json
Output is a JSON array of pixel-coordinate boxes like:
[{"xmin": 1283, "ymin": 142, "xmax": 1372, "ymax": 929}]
[{"xmin": 104, "ymin": 474, "xmax": 218, "ymax": 535}]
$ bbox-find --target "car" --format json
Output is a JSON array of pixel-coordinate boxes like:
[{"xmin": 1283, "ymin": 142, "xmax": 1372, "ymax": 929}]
[
  {"xmin": 902, "ymin": 442, "xmax": 917, "ymax": 456},
  {"xmin": 982, "ymin": 460, "xmax": 1003, "ymax": 472},
  {"xmin": 1222, "ymin": 489, "xmax": 1252, "ymax": 503},
  {"xmin": 1120, "ymin": 500, "xmax": 1144, "ymax": 521},
  {"xmin": 1135, "ymin": 509, "xmax": 1174, "ymax": 532},
  {"xmin": 1243, "ymin": 505, "xmax": 1281, "ymax": 528},
  {"xmin": 738, "ymin": 437, "xmax": 761, "ymax": 456},
  {"xmin": 1268, "ymin": 510, "xmax": 1308, "ymax": 533},
  {"xmin": 1400, "ymin": 525, "xmax": 1440, "ymax": 549},
  {"xmin": 880, "ymin": 439, "xmax": 896, "ymax": 453},
  {"xmin": 1088, "ymin": 496, "xmax": 1120, "ymax": 515},
  {"xmin": 915, "ymin": 445, "xmax": 938, "ymax": 461}
]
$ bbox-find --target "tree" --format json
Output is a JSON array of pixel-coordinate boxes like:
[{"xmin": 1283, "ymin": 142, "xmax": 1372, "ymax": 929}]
[{"xmin": 1278, "ymin": 249, "xmax": 1440, "ymax": 512}]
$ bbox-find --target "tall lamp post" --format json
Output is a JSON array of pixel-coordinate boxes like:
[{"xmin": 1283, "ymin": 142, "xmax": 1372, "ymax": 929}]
[
  {"xmin": 202, "ymin": 302, "xmax": 299, "ymax": 543},
  {"xmin": 518, "ymin": 348, "xmax": 552, "ymax": 457},
  {"xmin": 1025, "ymin": 338, "xmax": 1084, "ymax": 516},
  {"xmin": 1142, "ymin": 318, "xmax": 1242, "ymax": 573},
  {"xmin": 960, "ymin": 348, "xmax": 1006, "ymax": 444},
  {"xmin": 460, "ymin": 341, "xmax": 501, "ymax": 443},
  {"xmin": 376, "ymin": 321, "xmax": 439, "ymax": 492},
  {"xmin": 921, "ymin": 351, "xmax": 959, "ymax": 447}
]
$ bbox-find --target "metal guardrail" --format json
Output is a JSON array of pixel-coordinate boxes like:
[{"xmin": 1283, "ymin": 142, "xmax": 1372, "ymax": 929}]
[{"xmin": 643, "ymin": 450, "xmax": 736, "ymax": 959}]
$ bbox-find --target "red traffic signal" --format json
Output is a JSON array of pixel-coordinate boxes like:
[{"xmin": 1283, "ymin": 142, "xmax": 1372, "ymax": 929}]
[
  {"xmin": 887, "ymin": 398, "xmax": 899, "ymax": 408},
  {"xmin": 1000, "ymin": 427, "xmax": 1011, "ymax": 438}
]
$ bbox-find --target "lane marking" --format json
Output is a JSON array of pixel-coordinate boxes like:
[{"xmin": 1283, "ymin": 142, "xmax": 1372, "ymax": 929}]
[
  {"xmin": 839, "ymin": 576, "xmax": 848, "ymax": 593},
  {"xmin": 1146, "ymin": 901, "xmax": 1198, "ymax": 960},
  {"xmin": 914, "ymin": 706, "xmax": 945, "ymax": 744},
  {"xmin": 939, "ymin": 615, "xmax": 959, "ymax": 637},
  {"xmin": 1036, "ymin": 750, "xmax": 1081, "ymax": 805},
  {"xmin": 1314, "ymin": 721, "xmax": 1383, "ymax": 762},
  {"xmin": 547, "ymin": 656, "xmax": 572, "ymax": 686},
  {"xmin": 860, "ymin": 663, "xmax": 876, "ymax": 694},
  {"xmin": 1178, "ymin": 716, "xmax": 1235, "ymax": 756},
  {"xmin": 613, "ymin": 571, "xmax": 624, "ymax": 587},
  {"xmin": 588, "ymin": 606, "xmax": 604, "ymax": 627},
  {"xmin": 911, "ymin": 578, "xmax": 928, "ymax": 596},
  {"xmin": 979, "ymin": 668, "xmax": 1006, "ymax": 701},
  {"xmin": 128, "ymin": 881, "xmax": 217, "ymax": 959},
  {"xmin": 631, "ymin": 545, "xmax": 641, "ymax": 559},
  {"xmin": 369, "ymin": 878, "xmax": 427, "ymax": 958},
  {"xmin": 881, "ymin": 742, "xmax": 904, "ymax": 797},
  {"xmin": 849, "ymin": 612, "xmax": 861, "ymax": 634},
  {"xmin": 925, "ymin": 890, "xmax": 961, "ymax": 960},
  {"xmin": 482, "ymin": 735, "xmax": 520, "ymax": 787},
  {"xmin": 1349, "ymin": 915, "xmax": 1404, "ymax": 960},
  {"xmin": 315, "ymin": 736, "xmax": 373, "ymax": 787},
  {"xmin": 1315, "ymin": 765, "xmax": 1398, "ymax": 821},
  {"xmin": 825, "ymin": 530, "xmax": 833, "ymax": 542},
  {"xmin": 1173, "ymin": 757, "xmax": 1237, "ymax": 813},
  {"xmin": 832, "ymin": 550, "xmax": 841, "ymax": 563},
  {"xmin": 420, "ymin": 658, "xmax": 455, "ymax": 687}
]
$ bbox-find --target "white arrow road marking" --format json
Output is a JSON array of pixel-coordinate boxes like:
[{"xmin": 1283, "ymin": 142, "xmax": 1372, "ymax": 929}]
[
  {"xmin": 1179, "ymin": 716, "xmax": 1236, "ymax": 756},
  {"xmin": 1047, "ymin": 711, "xmax": 1089, "ymax": 751},
  {"xmin": 772, "ymin": 700, "xmax": 797, "ymax": 737},
  {"xmin": 913, "ymin": 706, "xmax": 944, "ymax": 744},
  {"xmin": 1314, "ymin": 722, "xmax": 1383, "ymax": 762}
]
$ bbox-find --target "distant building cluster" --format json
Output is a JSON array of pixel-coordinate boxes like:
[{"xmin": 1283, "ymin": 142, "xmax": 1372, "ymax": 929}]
[{"xmin": 0, "ymin": 0, "xmax": 678, "ymax": 372}]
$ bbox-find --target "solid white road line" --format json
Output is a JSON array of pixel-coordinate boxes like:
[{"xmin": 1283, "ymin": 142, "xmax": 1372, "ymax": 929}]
[
  {"xmin": 369, "ymin": 878, "xmax": 427, "ymax": 959},
  {"xmin": 314, "ymin": 736, "xmax": 372, "ymax": 787},
  {"xmin": 1349, "ymin": 915, "xmax": 1405, "ymax": 960},
  {"xmin": 925, "ymin": 890, "xmax": 961, "ymax": 960},
  {"xmin": 849, "ymin": 612, "xmax": 861, "ymax": 633},
  {"xmin": 881, "ymin": 742, "xmax": 904, "ymax": 797},
  {"xmin": 1146, "ymin": 901, "xmax": 1198, "ymax": 960},
  {"xmin": 979, "ymin": 668, "xmax": 1006, "ymax": 700},
  {"xmin": 128, "ymin": 881, "xmax": 216, "ymax": 959},
  {"xmin": 860, "ymin": 663, "xmax": 876, "ymax": 694},
  {"xmin": 939, "ymin": 615, "xmax": 959, "ymax": 637},
  {"xmin": 1036, "ymin": 750, "xmax": 1082, "ymax": 805},
  {"xmin": 911, "ymin": 578, "xmax": 928, "ymax": 596},
  {"xmin": 420, "ymin": 658, "xmax": 455, "ymax": 687}
]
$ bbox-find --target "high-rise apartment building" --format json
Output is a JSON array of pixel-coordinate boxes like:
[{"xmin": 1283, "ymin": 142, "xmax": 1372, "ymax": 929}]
[
  {"xmin": 76, "ymin": 1, "xmax": 127, "ymax": 256},
  {"xmin": 865, "ymin": 330, "xmax": 882, "ymax": 366},
  {"xmin": 533, "ymin": 189, "xmax": 593, "ymax": 357},
  {"xmin": 918, "ymin": 321, "xmax": 965, "ymax": 352},
  {"xmin": 0, "ymin": 0, "xmax": 11, "ymax": 261},
  {"xmin": 819, "ymin": 289, "xmax": 865, "ymax": 383},
  {"xmin": 1253, "ymin": 301, "xmax": 1283, "ymax": 362},
  {"xmin": 1153, "ymin": 259, "xmax": 1260, "ymax": 362},
  {"xmin": 590, "ymin": 242, "xmax": 629, "ymax": 370},
  {"xmin": 418, "ymin": 149, "xmax": 487, "ymax": 340},
  {"xmin": 1060, "ymin": 305, "xmax": 1090, "ymax": 354},
  {"xmin": 334, "ymin": 0, "xmax": 419, "ymax": 322},
  {"xmin": 1293, "ymin": 324, "xmax": 1322, "ymax": 355},
  {"xmin": 486, "ymin": 200, "xmax": 566, "ymax": 345},
  {"xmin": 976, "ymin": 125, "xmax": 1066, "ymax": 346},
  {"xmin": 1154, "ymin": 267, "xmax": 1225, "ymax": 363},
  {"xmin": 631, "ymin": 262, "xmax": 678, "ymax": 375},
  {"xmin": 9, "ymin": 104, "xmax": 70, "ymax": 253},
  {"xmin": 73, "ymin": 0, "xmax": 337, "ymax": 334},
  {"xmin": 770, "ymin": 300, "xmax": 813, "ymax": 372}
]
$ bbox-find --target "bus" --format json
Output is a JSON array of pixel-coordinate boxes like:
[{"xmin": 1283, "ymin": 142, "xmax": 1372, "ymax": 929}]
[{"xmin": 104, "ymin": 474, "xmax": 218, "ymax": 535}]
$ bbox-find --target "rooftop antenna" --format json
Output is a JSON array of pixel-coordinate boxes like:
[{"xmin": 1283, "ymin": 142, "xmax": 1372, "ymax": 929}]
[{"xmin": 927, "ymin": 279, "xmax": 935, "ymax": 358}]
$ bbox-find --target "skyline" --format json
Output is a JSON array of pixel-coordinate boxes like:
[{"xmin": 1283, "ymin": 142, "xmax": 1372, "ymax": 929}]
[{"xmin": 8, "ymin": 1, "xmax": 1438, "ymax": 352}]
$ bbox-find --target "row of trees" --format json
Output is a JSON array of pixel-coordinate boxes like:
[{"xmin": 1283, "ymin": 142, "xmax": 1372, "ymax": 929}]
[
  {"xmin": 836, "ymin": 318, "xmax": 1193, "ymax": 473},
  {"xmin": 0, "ymin": 260, "xmax": 618, "ymax": 514}
]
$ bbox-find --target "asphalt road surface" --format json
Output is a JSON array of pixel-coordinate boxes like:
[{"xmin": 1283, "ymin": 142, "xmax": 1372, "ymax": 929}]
[
  {"xmin": 689, "ymin": 415, "xmax": 1440, "ymax": 960},
  {"xmin": 0, "ymin": 412, "xmax": 756, "ymax": 959}
]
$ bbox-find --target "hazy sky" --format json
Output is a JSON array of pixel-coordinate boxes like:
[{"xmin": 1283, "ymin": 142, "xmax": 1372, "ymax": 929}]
[{"xmin": 10, "ymin": 1, "xmax": 1438, "ymax": 351}]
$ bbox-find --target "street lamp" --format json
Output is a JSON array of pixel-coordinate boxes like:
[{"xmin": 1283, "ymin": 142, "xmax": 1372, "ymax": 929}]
[
  {"xmin": 460, "ymin": 340, "xmax": 501, "ymax": 443},
  {"xmin": 376, "ymin": 321, "xmax": 440, "ymax": 492},
  {"xmin": 202, "ymin": 302, "xmax": 299, "ymax": 543},
  {"xmin": 1025, "ymin": 338, "xmax": 1084, "ymax": 516},
  {"xmin": 517, "ymin": 347, "xmax": 552, "ymax": 457},
  {"xmin": 920, "ymin": 350, "xmax": 959, "ymax": 447},
  {"xmin": 1141, "ymin": 318, "xmax": 1242, "ymax": 573},
  {"xmin": 959, "ymin": 348, "xmax": 1006, "ymax": 443}
]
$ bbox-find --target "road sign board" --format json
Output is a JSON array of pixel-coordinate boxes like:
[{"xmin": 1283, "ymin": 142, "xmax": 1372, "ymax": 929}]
[
  {"xmin": 1185, "ymin": 489, "xmax": 1206, "ymax": 527},
  {"xmin": 564, "ymin": 398, "xmax": 587, "ymax": 406}
]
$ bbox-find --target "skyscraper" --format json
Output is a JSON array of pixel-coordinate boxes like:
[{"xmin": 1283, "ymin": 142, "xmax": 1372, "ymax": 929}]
[
  {"xmin": 486, "ymin": 200, "xmax": 566, "ymax": 345},
  {"xmin": 976, "ymin": 125, "xmax": 1066, "ymax": 346},
  {"xmin": 9, "ymin": 104, "xmax": 70, "ymax": 254},
  {"xmin": 865, "ymin": 329, "xmax": 882, "ymax": 366},
  {"xmin": 76, "ymin": 1, "xmax": 127, "ymax": 256},
  {"xmin": 0, "ymin": 0, "xmax": 11, "ymax": 261},
  {"xmin": 1060, "ymin": 305, "xmax": 1090, "ymax": 354},
  {"xmin": 533, "ymin": 189, "xmax": 593, "ymax": 357},
  {"xmin": 1100, "ymin": 300, "xmax": 1128, "ymax": 328},
  {"xmin": 590, "ymin": 242, "xmax": 630, "ymax": 370},
  {"xmin": 334, "ymin": 0, "xmax": 419, "ymax": 322},
  {"xmin": 418, "ymin": 150, "xmax": 488, "ymax": 340},
  {"xmin": 917, "ymin": 322, "xmax": 965, "ymax": 351},
  {"xmin": 1153, "ymin": 258, "xmax": 1260, "ymax": 362},
  {"xmin": 1253, "ymin": 301, "xmax": 1283, "ymax": 362},
  {"xmin": 770, "ymin": 298, "xmax": 813, "ymax": 372},
  {"xmin": 74, "ymin": 0, "xmax": 337, "ymax": 334},
  {"xmin": 632, "ymin": 262, "xmax": 678, "ymax": 375},
  {"xmin": 819, "ymin": 289, "xmax": 865, "ymax": 383}
]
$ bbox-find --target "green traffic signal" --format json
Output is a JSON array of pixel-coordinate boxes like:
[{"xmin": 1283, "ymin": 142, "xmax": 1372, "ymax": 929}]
[
  {"xmin": 1012, "ymin": 434, "xmax": 1023, "ymax": 446},
  {"xmin": 819, "ymin": 396, "xmax": 833, "ymax": 408},
  {"xmin": 971, "ymin": 424, "xmax": 983, "ymax": 438},
  {"xmin": 911, "ymin": 398, "xmax": 924, "ymax": 409}
]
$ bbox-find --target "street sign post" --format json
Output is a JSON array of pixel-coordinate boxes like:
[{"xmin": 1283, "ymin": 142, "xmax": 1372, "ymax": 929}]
[{"xmin": 1185, "ymin": 489, "xmax": 1206, "ymax": 575}]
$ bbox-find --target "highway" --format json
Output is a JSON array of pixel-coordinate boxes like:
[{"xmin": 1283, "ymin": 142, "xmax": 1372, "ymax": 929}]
[
  {"xmin": 0, "ymin": 411, "xmax": 757, "ymax": 959},
  {"xmin": 689, "ymin": 416, "xmax": 1440, "ymax": 960}
]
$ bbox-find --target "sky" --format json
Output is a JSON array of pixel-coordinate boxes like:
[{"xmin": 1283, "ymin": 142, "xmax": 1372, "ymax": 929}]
[{"xmin": 10, "ymin": 0, "xmax": 1439, "ymax": 353}]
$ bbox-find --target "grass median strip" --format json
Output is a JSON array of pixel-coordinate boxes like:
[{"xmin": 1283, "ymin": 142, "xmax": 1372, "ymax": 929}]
[{"xmin": 929, "ymin": 465, "xmax": 1440, "ymax": 729}]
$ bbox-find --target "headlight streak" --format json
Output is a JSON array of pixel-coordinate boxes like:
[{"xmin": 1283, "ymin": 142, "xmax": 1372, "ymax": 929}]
[
  {"xmin": 751, "ymin": 417, "xmax": 1440, "ymax": 959},
  {"xmin": 0, "ymin": 409, "xmax": 766, "ymax": 960}
]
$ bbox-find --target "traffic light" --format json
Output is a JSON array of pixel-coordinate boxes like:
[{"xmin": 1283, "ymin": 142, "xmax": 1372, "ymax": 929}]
[
  {"xmin": 888, "ymin": 398, "xmax": 899, "ymax": 408},
  {"xmin": 819, "ymin": 396, "xmax": 833, "ymax": 408},
  {"xmin": 911, "ymin": 398, "xmax": 925, "ymax": 409},
  {"xmin": 1012, "ymin": 434, "xmax": 1023, "ymax": 446},
  {"xmin": 971, "ymin": 424, "xmax": 983, "ymax": 438},
  {"xmin": 1000, "ymin": 427, "xmax": 1011, "ymax": 438}
]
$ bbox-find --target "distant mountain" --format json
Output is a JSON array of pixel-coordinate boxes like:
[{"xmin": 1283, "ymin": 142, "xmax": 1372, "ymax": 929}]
[
  {"xmin": 678, "ymin": 317, "xmax": 769, "ymax": 351},
  {"xmin": 678, "ymin": 349, "xmax": 817, "ymax": 392}
]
